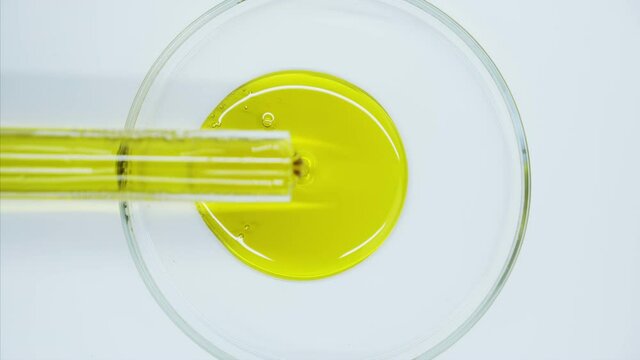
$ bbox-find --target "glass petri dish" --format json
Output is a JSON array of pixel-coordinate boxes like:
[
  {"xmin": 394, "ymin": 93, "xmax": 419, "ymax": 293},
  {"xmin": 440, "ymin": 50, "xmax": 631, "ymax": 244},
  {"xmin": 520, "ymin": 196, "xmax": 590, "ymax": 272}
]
[{"xmin": 121, "ymin": 0, "xmax": 530, "ymax": 359}]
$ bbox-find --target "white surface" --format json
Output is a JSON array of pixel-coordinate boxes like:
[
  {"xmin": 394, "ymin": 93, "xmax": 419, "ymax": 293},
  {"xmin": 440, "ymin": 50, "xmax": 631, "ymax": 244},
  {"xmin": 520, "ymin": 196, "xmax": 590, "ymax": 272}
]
[{"xmin": 1, "ymin": 0, "xmax": 639, "ymax": 359}]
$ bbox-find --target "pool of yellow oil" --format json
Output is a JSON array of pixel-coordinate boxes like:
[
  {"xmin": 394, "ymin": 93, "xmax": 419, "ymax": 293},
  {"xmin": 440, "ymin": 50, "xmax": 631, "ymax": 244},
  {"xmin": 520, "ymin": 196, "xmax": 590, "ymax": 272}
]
[{"xmin": 198, "ymin": 70, "xmax": 407, "ymax": 280}]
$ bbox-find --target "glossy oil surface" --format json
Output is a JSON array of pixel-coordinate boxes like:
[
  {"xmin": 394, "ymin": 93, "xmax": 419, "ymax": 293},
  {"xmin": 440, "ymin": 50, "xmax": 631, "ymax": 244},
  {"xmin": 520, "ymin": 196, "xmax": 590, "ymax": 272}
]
[{"xmin": 198, "ymin": 71, "xmax": 407, "ymax": 279}]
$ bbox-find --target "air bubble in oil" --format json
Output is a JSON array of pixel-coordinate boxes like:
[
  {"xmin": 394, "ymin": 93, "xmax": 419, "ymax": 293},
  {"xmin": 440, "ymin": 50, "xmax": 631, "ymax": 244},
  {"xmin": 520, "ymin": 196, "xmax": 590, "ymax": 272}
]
[{"xmin": 262, "ymin": 112, "xmax": 275, "ymax": 127}]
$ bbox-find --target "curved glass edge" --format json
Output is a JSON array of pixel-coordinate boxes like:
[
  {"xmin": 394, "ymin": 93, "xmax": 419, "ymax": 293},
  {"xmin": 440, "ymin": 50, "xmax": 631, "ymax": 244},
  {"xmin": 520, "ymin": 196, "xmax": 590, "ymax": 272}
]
[
  {"xmin": 404, "ymin": 1, "xmax": 531, "ymax": 359},
  {"xmin": 121, "ymin": 2, "xmax": 245, "ymax": 359},
  {"xmin": 120, "ymin": 0, "xmax": 531, "ymax": 359}
]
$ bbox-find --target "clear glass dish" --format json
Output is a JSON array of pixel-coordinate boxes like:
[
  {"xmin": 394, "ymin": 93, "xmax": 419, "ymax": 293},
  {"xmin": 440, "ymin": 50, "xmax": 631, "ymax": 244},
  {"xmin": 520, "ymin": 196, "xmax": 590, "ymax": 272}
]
[{"xmin": 121, "ymin": 0, "xmax": 530, "ymax": 358}]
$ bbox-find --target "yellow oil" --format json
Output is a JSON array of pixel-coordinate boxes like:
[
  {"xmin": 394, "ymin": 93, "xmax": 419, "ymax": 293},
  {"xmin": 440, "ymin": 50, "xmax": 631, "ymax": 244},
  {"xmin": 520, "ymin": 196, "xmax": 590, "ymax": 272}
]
[{"xmin": 198, "ymin": 71, "xmax": 408, "ymax": 280}]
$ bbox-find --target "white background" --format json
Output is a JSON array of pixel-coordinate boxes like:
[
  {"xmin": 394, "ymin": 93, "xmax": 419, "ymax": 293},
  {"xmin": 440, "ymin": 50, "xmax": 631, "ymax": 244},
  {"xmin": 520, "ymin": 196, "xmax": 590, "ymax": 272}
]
[{"xmin": 1, "ymin": 0, "xmax": 639, "ymax": 359}]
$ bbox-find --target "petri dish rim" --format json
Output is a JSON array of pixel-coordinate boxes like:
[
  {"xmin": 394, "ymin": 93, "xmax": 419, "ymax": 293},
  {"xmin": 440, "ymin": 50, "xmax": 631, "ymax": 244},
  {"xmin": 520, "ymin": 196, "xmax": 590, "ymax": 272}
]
[{"xmin": 120, "ymin": 0, "xmax": 531, "ymax": 358}]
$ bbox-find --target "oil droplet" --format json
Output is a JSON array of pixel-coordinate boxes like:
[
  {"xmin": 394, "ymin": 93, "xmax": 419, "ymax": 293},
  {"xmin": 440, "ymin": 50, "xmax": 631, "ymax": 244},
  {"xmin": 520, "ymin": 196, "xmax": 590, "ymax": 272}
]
[
  {"xmin": 243, "ymin": 105, "xmax": 249, "ymax": 111},
  {"xmin": 262, "ymin": 112, "xmax": 275, "ymax": 127},
  {"xmin": 198, "ymin": 70, "xmax": 407, "ymax": 280},
  {"xmin": 243, "ymin": 224, "xmax": 251, "ymax": 231}
]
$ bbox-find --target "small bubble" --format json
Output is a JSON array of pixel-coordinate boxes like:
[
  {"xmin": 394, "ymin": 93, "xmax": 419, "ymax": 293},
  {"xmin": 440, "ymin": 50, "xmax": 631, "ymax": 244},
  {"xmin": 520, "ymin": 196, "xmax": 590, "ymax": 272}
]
[
  {"xmin": 243, "ymin": 224, "xmax": 251, "ymax": 231},
  {"xmin": 244, "ymin": 105, "xmax": 249, "ymax": 111},
  {"xmin": 262, "ymin": 112, "xmax": 275, "ymax": 127}
]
